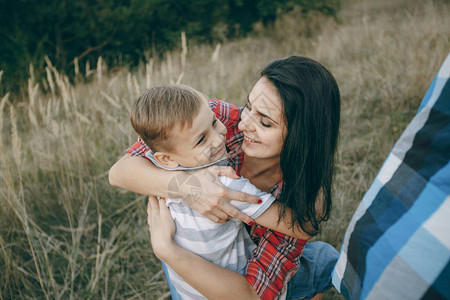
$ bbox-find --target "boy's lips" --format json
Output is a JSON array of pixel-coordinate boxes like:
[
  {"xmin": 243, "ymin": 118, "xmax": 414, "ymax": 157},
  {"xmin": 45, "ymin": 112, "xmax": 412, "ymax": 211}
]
[{"xmin": 212, "ymin": 146, "xmax": 226, "ymax": 158}]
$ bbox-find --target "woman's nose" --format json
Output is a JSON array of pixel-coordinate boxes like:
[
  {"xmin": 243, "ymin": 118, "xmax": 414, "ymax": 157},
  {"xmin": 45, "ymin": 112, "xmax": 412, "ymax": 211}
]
[{"xmin": 239, "ymin": 109, "xmax": 256, "ymax": 132}]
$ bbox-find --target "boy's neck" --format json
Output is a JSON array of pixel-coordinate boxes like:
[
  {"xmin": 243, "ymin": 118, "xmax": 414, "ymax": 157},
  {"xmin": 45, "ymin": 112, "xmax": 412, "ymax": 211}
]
[
  {"xmin": 146, "ymin": 150, "xmax": 228, "ymax": 171},
  {"xmin": 240, "ymin": 154, "xmax": 282, "ymax": 192}
]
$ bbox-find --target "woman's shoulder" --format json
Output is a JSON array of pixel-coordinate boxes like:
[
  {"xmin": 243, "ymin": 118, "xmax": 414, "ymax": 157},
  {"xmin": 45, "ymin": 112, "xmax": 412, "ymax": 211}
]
[
  {"xmin": 126, "ymin": 137, "xmax": 150, "ymax": 159},
  {"xmin": 208, "ymin": 99, "xmax": 242, "ymax": 127}
]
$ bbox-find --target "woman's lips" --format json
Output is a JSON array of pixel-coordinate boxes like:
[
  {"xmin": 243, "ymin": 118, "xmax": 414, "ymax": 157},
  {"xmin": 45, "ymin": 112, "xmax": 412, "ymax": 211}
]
[{"xmin": 244, "ymin": 135, "xmax": 261, "ymax": 144}]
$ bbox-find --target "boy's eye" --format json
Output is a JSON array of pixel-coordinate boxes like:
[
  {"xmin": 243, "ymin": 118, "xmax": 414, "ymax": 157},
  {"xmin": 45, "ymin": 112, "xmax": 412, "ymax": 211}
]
[
  {"xmin": 196, "ymin": 136, "xmax": 206, "ymax": 146},
  {"xmin": 213, "ymin": 118, "xmax": 217, "ymax": 126}
]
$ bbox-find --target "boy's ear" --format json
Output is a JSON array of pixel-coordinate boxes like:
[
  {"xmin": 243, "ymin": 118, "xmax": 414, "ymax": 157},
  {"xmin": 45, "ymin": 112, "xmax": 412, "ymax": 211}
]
[{"xmin": 153, "ymin": 152, "xmax": 179, "ymax": 169}]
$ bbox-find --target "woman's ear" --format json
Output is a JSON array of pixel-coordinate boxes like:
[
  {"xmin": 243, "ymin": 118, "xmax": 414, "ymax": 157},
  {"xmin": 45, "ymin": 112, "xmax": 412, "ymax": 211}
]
[{"xmin": 153, "ymin": 152, "xmax": 179, "ymax": 169}]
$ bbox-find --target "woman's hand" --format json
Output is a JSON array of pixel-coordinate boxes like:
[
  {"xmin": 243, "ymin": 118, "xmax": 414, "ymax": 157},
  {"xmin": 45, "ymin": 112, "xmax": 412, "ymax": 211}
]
[
  {"xmin": 147, "ymin": 195, "xmax": 260, "ymax": 300},
  {"xmin": 110, "ymin": 154, "xmax": 260, "ymax": 225},
  {"xmin": 176, "ymin": 165, "xmax": 261, "ymax": 226},
  {"xmin": 147, "ymin": 196, "xmax": 176, "ymax": 261}
]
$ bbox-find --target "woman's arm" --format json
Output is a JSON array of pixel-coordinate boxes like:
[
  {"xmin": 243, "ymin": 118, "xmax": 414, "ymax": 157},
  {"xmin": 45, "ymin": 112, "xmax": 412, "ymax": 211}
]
[
  {"xmin": 109, "ymin": 154, "xmax": 260, "ymax": 224},
  {"xmin": 148, "ymin": 196, "xmax": 260, "ymax": 300},
  {"xmin": 162, "ymin": 246, "xmax": 260, "ymax": 300},
  {"xmin": 109, "ymin": 154, "xmax": 180, "ymax": 197}
]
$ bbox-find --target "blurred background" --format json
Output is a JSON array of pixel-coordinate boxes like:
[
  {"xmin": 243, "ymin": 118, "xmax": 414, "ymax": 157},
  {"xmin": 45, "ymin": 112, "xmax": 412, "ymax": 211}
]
[
  {"xmin": 0, "ymin": 0, "xmax": 341, "ymax": 95},
  {"xmin": 0, "ymin": 0, "xmax": 449, "ymax": 298}
]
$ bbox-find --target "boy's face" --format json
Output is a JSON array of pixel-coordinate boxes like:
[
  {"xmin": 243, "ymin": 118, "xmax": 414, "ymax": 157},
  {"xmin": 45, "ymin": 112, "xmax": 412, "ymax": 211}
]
[{"xmin": 164, "ymin": 101, "xmax": 227, "ymax": 168}]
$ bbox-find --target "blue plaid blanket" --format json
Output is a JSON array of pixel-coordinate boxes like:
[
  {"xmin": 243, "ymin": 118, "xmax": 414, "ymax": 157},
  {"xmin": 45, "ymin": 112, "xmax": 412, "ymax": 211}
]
[{"xmin": 332, "ymin": 53, "xmax": 450, "ymax": 300}]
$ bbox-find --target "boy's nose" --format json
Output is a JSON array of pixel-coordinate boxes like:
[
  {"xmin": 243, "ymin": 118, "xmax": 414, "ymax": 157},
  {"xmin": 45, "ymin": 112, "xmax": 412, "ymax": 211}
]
[
  {"xmin": 216, "ymin": 120, "xmax": 227, "ymax": 136},
  {"xmin": 210, "ymin": 125, "xmax": 225, "ymax": 147},
  {"xmin": 212, "ymin": 130, "xmax": 225, "ymax": 147}
]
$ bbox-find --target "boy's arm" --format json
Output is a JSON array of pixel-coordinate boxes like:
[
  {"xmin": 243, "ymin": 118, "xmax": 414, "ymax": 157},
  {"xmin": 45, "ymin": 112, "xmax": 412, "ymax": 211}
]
[
  {"xmin": 222, "ymin": 177, "xmax": 311, "ymax": 240},
  {"xmin": 254, "ymin": 202, "xmax": 311, "ymax": 240}
]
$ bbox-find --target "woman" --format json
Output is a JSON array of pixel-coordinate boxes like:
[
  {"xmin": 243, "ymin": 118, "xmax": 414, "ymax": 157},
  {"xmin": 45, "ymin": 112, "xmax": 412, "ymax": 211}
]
[{"xmin": 109, "ymin": 56, "xmax": 341, "ymax": 299}]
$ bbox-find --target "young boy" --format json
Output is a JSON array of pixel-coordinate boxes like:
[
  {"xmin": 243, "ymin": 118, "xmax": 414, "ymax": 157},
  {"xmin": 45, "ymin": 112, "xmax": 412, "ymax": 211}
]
[{"xmin": 130, "ymin": 84, "xmax": 292, "ymax": 299}]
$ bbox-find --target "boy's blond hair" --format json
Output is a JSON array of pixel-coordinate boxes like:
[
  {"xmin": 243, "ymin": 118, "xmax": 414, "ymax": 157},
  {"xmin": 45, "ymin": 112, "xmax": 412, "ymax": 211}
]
[{"xmin": 130, "ymin": 84, "xmax": 205, "ymax": 152}]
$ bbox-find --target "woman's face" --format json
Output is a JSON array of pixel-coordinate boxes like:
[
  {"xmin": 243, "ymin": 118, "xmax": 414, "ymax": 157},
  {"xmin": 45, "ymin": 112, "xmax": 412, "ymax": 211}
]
[{"xmin": 238, "ymin": 76, "xmax": 286, "ymax": 160}]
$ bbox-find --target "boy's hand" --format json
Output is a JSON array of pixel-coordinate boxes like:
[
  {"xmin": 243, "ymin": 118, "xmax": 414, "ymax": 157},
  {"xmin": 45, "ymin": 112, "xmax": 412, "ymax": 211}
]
[{"xmin": 175, "ymin": 166, "xmax": 261, "ymax": 226}]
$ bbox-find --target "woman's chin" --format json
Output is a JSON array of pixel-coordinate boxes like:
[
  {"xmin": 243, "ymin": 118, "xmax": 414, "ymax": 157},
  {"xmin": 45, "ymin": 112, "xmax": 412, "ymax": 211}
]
[
  {"xmin": 242, "ymin": 142, "xmax": 259, "ymax": 156},
  {"xmin": 243, "ymin": 143, "xmax": 281, "ymax": 161}
]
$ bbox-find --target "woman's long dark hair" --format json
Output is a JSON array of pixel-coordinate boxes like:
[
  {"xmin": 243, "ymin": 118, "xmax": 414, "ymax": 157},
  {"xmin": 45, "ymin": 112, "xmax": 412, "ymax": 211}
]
[{"xmin": 261, "ymin": 56, "xmax": 340, "ymax": 236}]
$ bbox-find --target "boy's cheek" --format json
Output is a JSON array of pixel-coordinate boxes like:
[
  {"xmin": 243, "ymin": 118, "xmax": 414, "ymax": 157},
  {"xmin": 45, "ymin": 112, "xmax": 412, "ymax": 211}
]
[{"xmin": 198, "ymin": 147, "xmax": 212, "ymax": 162}]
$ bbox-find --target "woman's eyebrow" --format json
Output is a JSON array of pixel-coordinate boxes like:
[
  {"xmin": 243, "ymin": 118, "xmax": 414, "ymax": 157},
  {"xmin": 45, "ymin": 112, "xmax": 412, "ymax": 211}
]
[{"xmin": 247, "ymin": 94, "xmax": 279, "ymax": 125}]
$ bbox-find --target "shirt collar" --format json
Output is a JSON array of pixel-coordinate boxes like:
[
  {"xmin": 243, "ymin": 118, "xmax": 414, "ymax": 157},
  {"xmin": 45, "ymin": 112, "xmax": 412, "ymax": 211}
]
[{"xmin": 144, "ymin": 150, "xmax": 228, "ymax": 171}]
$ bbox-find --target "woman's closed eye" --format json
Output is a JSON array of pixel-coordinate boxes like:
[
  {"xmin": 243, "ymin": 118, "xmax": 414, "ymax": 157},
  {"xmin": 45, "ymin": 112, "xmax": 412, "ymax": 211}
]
[
  {"xmin": 261, "ymin": 118, "xmax": 271, "ymax": 127},
  {"xmin": 244, "ymin": 103, "xmax": 271, "ymax": 127}
]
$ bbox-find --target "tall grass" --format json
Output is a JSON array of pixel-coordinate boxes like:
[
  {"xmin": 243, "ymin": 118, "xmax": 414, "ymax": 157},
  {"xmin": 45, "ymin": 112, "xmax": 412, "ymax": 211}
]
[{"xmin": 0, "ymin": 0, "xmax": 448, "ymax": 298}]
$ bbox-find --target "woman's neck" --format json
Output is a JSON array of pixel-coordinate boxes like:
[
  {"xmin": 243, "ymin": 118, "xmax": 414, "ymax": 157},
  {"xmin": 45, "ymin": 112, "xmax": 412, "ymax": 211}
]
[{"xmin": 240, "ymin": 154, "xmax": 282, "ymax": 193}]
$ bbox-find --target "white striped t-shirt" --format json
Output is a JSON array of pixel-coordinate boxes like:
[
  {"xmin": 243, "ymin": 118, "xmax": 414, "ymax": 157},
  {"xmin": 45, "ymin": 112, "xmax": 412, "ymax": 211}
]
[{"xmin": 164, "ymin": 175, "xmax": 276, "ymax": 299}]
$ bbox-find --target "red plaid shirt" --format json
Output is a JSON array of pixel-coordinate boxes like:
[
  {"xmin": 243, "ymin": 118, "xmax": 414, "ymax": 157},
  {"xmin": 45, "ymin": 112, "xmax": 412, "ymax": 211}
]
[{"xmin": 127, "ymin": 99, "xmax": 307, "ymax": 299}]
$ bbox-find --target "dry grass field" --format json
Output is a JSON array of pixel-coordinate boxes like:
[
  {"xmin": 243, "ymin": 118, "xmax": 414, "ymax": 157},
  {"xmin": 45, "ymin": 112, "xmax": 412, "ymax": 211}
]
[{"xmin": 0, "ymin": 0, "xmax": 449, "ymax": 298}]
